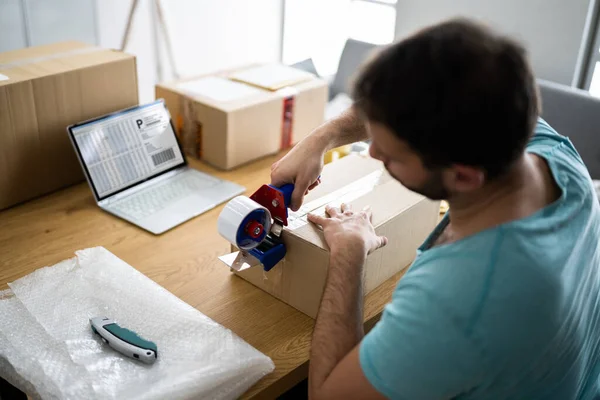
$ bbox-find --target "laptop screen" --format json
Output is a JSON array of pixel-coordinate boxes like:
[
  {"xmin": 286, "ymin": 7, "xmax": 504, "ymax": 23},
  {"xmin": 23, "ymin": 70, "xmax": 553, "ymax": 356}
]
[{"xmin": 69, "ymin": 100, "xmax": 186, "ymax": 201}]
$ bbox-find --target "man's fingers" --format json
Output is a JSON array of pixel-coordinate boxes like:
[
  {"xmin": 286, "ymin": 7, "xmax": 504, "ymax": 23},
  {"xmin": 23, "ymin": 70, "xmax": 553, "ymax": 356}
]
[
  {"xmin": 291, "ymin": 191, "xmax": 305, "ymax": 212},
  {"xmin": 307, "ymin": 179, "xmax": 320, "ymax": 191},
  {"xmin": 271, "ymin": 175, "xmax": 304, "ymax": 209},
  {"xmin": 269, "ymin": 173, "xmax": 288, "ymax": 190},
  {"xmin": 379, "ymin": 236, "xmax": 388, "ymax": 249},
  {"xmin": 340, "ymin": 203, "xmax": 352, "ymax": 213},
  {"xmin": 308, "ymin": 213, "xmax": 328, "ymax": 227},
  {"xmin": 362, "ymin": 206, "xmax": 373, "ymax": 222},
  {"xmin": 291, "ymin": 178, "xmax": 311, "ymax": 211},
  {"xmin": 367, "ymin": 235, "xmax": 388, "ymax": 255},
  {"xmin": 325, "ymin": 205, "xmax": 340, "ymax": 217},
  {"xmin": 301, "ymin": 177, "xmax": 322, "ymax": 198}
]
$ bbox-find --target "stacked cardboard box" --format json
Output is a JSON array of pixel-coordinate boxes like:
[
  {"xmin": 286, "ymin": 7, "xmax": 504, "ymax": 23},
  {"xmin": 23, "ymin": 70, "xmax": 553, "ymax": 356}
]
[
  {"xmin": 156, "ymin": 64, "xmax": 328, "ymax": 170},
  {"xmin": 0, "ymin": 41, "xmax": 139, "ymax": 210}
]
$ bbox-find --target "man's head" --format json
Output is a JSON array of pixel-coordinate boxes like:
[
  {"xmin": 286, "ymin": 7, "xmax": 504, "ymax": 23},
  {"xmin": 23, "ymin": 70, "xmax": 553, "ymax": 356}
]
[{"xmin": 353, "ymin": 18, "xmax": 540, "ymax": 200}]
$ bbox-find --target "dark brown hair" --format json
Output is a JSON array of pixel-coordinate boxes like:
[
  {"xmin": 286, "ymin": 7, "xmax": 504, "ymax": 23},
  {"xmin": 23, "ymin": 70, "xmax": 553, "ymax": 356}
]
[{"xmin": 353, "ymin": 18, "xmax": 540, "ymax": 179}]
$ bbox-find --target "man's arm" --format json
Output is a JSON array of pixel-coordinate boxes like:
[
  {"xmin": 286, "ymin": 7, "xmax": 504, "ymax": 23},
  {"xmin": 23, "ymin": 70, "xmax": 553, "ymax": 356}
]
[
  {"xmin": 270, "ymin": 107, "xmax": 368, "ymax": 210},
  {"xmin": 307, "ymin": 204, "xmax": 387, "ymax": 400},
  {"xmin": 315, "ymin": 106, "xmax": 369, "ymax": 151},
  {"xmin": 308, "ymin": 246, "xmax": 387, "ymax": 400},
  {"xmin": 309, "ymin": 246, "xmax": 365, "ymax": 391}
]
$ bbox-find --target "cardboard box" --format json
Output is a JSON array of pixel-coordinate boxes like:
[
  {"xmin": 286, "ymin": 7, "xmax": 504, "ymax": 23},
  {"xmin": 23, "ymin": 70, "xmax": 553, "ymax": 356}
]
[
  {"xmin": 155, "ymin": 64, "xmax": 328, "ymax": 170},
  {"xmin": 234, "ymin": 154, "xmax": 441, "ymax": 318},
  {"xmin": 0, "ymin": 41, "xmax": 138, "ymax": 210}
]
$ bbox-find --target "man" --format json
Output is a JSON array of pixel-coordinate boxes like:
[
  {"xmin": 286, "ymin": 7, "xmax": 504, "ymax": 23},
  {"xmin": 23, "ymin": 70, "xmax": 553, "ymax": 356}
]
[{"xmin": 270, "ymin": 18, "xmax": 600, "ymax": 399}]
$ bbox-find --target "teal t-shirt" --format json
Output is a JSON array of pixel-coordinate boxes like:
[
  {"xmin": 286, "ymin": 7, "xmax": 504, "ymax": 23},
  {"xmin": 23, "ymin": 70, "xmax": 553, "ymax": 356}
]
[{"xmin": 360, "ymin": 118, "xmax": 600, "ymax": 399}]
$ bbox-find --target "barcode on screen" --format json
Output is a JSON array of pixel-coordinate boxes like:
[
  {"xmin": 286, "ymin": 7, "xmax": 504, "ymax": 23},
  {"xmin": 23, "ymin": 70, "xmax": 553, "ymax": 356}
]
[{"xmin": 151, "ymin": 148, "xmax": 175, "ymax": 166}]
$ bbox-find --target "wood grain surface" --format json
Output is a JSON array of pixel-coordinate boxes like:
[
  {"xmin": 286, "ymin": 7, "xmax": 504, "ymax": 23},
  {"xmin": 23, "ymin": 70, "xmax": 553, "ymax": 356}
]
[{"xmin": 0, "ymin": 153, "xmax": 419, "ymax": 399}]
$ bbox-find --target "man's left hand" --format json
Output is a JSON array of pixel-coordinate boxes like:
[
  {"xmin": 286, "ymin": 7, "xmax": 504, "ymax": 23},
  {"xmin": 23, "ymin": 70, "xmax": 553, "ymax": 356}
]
[{"xmin": 308, "ymin": 203, "xmax": 388, "ymax": 259}]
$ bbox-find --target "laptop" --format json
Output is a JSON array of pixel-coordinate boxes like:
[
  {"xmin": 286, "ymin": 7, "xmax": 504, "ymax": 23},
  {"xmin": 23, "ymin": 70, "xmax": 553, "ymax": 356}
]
[{"xmin": 67, "ymin": 99, "xmax": 245, "ymax": 234}]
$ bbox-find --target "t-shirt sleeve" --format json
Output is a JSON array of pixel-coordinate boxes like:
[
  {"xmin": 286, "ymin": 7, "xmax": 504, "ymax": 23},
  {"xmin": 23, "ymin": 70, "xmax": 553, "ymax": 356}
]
[
  {"xmin": 527, "ymin": 118, "xmax": 585, "ymax": 166},
  {"xmin": 359, "ymin": 283, "xmax": 483, "ymax": 399}
]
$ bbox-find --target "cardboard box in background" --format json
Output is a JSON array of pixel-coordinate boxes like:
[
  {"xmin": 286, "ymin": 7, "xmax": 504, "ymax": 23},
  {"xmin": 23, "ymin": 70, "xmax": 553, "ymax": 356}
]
[
  {"xmin": 0, "ymin": 41, "xmax": 138, "ymax": 210},
  {"xmin": 234, "ymin": 154, "xmax": 441, "ymax": 319},
  {"xmin": 155, "ymin": 64, "xmax": 328, "ymax": 170}
]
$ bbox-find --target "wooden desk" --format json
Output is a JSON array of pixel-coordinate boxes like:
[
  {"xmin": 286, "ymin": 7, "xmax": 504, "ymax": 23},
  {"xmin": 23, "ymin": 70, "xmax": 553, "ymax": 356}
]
[{"xmin": 0, "ymin": 154, "xmax": 411, "ymax": 399}]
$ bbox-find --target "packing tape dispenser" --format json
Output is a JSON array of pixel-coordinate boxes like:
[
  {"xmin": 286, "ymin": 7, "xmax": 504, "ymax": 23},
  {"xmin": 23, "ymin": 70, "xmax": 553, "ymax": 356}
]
[{"xmin": 218, "ymin": 183, "xmax": 294, "ymax": 272}]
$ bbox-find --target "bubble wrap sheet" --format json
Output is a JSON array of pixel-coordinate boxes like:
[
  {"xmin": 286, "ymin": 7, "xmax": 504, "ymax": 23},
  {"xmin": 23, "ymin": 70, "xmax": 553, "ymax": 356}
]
[{"xmin": 0, "ymin": 247, "xmax": 274, "ymax": 399}]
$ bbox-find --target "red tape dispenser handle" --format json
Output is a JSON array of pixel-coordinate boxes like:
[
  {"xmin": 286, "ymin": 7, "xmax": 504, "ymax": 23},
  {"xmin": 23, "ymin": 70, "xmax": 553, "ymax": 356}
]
[{"xmin": 250, "ymin": 183, "xmax": 294, "ymax": 225}]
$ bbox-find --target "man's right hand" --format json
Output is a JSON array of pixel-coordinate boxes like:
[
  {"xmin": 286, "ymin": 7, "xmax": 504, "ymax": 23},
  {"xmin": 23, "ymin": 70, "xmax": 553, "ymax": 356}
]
[
  {"xmin": 270, "ymin": 107, "xmax": 369, "ymax": 211},
  {"xmin": 270, "ymin": 132, "xmax": 327, "ymax": 211}
]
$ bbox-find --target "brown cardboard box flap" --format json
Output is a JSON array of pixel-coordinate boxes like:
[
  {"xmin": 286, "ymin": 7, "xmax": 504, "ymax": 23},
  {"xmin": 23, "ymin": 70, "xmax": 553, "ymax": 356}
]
[
  {"xmin": 161, "ymin": 67, "xmax": 325, "ymax": 113},
  {"xmin": 228, "ymin": 64, "xmax": 316, "ymax": 91},
  {"xmin": 171, "ymin": 75, "xmax": 272, "ymax": 112},
  {"xmin": 0, "ymin": 42, "xmax": 134, "ymax": 86},
  {"xmin": 0, "ymin": 41, "xmax": 90, "ymax": 65}
]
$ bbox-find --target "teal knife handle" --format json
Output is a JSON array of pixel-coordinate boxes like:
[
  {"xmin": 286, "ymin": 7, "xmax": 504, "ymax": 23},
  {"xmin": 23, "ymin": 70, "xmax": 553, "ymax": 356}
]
[{"xmin": 103, "ymin": 323, "xmax": 157, "ymax": 352}]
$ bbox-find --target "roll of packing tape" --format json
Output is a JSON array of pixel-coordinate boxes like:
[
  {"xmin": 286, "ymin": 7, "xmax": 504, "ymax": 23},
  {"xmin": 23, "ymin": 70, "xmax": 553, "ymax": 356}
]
[{"xmin": 218, "ymin": 196, "xmax": 272, "ymax": 250}]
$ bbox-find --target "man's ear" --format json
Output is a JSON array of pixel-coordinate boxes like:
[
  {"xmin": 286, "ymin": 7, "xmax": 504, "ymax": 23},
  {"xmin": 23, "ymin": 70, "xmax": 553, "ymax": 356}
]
[{"xmin": 443, "ymin": 165, "xmax": 485, "ymax": 193}]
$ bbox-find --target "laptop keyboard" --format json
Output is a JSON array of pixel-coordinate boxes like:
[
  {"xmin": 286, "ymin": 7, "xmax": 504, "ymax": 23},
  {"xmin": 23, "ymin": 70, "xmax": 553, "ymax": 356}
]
[{"xmin": 110, "ymin": 172, "xmax": 220, "ymax": 220}]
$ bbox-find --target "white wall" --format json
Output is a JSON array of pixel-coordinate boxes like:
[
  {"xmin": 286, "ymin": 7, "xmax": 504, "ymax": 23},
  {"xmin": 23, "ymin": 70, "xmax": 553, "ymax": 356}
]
[
  {"xmin": 0, "ymin": 0, "xmax": 28, "ymax": 52},
  {"xmin": 158, "ymin": 0, "xmax": 282, "ymax": 80},
  {"xmin": 282, "ymin": 0, "xmax": 397, "ymax": 77},
  {"xmin": 96, "ymin": 0, "xmax": 283, "ymax": 104},
  {"xmin": 27, "ymin": 0, "xmax": 97, "ymax": 47},
  {"xmin": 0, "ymin": 0, "xmax": 97, "ymax": 53},
  {"xmin": 394, "ymin": 0, "xmax": 591, "ymax": 85},
  {"xmin": 96, "ymin": 0, "xmax": 157, "ymax": 104}
]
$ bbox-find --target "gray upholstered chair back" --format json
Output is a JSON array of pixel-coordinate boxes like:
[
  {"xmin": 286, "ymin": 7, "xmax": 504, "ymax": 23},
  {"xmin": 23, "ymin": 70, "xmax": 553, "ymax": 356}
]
[
  {"xmin": 329, "ymin": 39, "xmax": 380, "ymax": 100},
  {"xmin": 537, "ymin": 79, "xmax": 600, "ymax": 179},
  {"xmin": 290, "ymin": 58, "xmax": 319, "ymax": 77}
]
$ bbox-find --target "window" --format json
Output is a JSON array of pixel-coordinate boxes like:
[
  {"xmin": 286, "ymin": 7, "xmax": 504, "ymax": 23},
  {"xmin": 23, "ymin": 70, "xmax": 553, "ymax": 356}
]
[
  {"xmin": 589, "ymin": 59, "xmax": 600, "ymax": 97},
  {"xmin": 282, "ymin": 0, "xmax": 396, "ymax": 77},
  {"xmin": 581, "ymin": 31, "xmax": 600, "ymax": 97},
  {"xmin": 580, "ymin": 2, "xmax": 600, "ymax": 98}
]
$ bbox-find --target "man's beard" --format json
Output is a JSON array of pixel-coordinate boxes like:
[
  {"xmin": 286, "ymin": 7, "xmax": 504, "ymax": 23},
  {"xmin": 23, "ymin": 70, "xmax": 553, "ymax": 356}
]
[{"xmin": 390, "ymin": 168, "xmax": 449, "ymax": 201}]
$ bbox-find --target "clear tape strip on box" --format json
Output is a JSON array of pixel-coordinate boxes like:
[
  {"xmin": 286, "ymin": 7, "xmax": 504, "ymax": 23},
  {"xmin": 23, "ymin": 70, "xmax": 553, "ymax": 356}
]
[
  {"xmin": 0, "ymin": 46, "xmax": 104, "ymax": 70},
  {"xmin": 1, "ymin": 247, "xmax": 274, "ymax": 400},
  {"xmin": 287, "ymin": 169, "xmax": 384, "ymax": 230}
]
